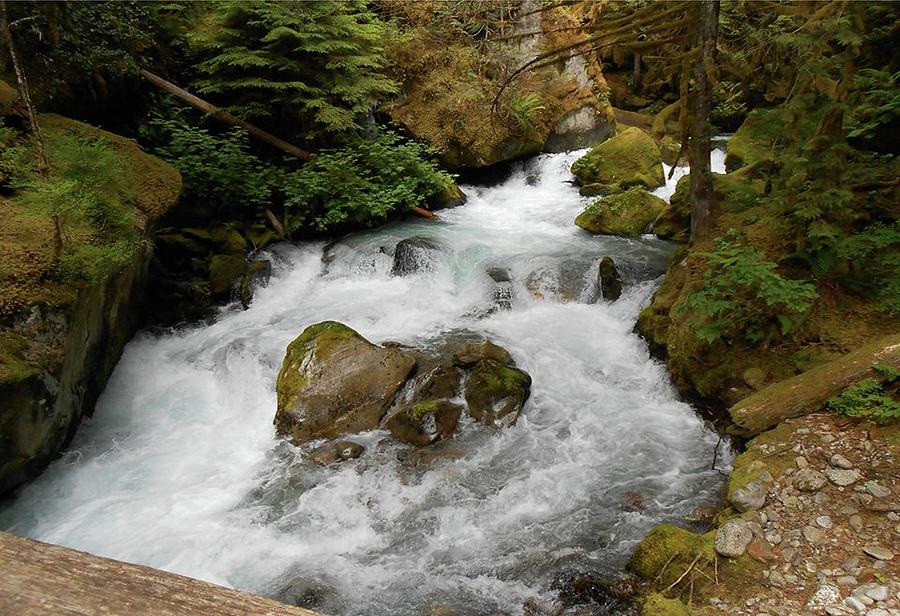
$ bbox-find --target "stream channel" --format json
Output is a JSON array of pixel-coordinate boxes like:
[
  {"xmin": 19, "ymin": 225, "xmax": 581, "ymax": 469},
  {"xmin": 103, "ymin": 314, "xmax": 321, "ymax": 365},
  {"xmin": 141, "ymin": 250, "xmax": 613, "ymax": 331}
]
[{"xmin": 1, "ymin": 146, "xmax": 730, "ymax": 616}]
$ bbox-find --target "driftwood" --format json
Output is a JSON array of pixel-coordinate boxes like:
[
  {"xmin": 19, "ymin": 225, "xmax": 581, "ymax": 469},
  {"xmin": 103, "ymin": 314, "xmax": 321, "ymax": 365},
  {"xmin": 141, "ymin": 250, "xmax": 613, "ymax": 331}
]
[
  {"xmin": 729, "ymin": 333, "xmax": 900, "ymax": 435},
  {"xmin": 139, "ymin": 69, "xmax": 313, "ymax": 161},
  {"xmin": 0, "ymin": 531, "xmax": 323, "ymax": 616}
]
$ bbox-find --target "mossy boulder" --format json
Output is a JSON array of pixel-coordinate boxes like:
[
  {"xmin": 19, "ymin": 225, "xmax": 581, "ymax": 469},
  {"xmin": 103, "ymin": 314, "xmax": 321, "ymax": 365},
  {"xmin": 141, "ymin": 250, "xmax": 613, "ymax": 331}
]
[
  {"xmin": 464, "ymin": 359, "xmax": 531, "ymax": 427},
  {"xmin": 641, "ymin": 594, "xmax": 690, "ymax": 616},
  {"xmin": 628, "ymin": 524, "xmax": 716, "ymax": 588},
  {"xmin": 570, "ymin": 126, "xmax": 665, "ymax": 190},
  {"xmin": 431, "ymin": 182, "xmax": 468, "ymax": 210},
  {"xmin": 725, "ymin": 107, "xmax": 786, "ymax": 172},
  {"xmin": 275, "ymin": 322, "xmax": 417, "ymax": 442},
  {"xmin": 575, "ymin": 188, "xmax": 667, "ymax": 236},
  {"xmin": 653, "ymin": 173, "xmax": 764, "ymax": 242},
  {"xmin": 385, "ymin": 399, "xmax": 463, "ymax": 446}
]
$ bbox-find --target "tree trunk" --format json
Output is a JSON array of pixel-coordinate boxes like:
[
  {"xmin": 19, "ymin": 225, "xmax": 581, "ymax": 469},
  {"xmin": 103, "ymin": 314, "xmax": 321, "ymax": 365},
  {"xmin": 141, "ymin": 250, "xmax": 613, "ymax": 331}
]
[
  {"xmin": 688, "ymin": 0, "xmax": 719, "ymax": 243},
  {"xmin": 139, "ymin": 69, "xmax": 313, "ymax": 161},
  {"xmin": 0, "ymin": 0, "xmax": 49, "ymax": 175},
  {"xmin": 632, "ymin": 52, "xmax": 642, "ymax": 93}
]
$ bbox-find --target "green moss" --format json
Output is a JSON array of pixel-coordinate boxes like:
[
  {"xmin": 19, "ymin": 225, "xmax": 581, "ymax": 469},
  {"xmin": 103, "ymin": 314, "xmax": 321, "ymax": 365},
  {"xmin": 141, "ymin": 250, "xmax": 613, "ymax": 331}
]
[
  {"xmin": 628, "ymin": 524, "xmax": 716, "ymax": 587},
  {"xmin": 408, "ymin": 399, "xmax": 440, "ymax": 420},
  {"xmin": 472, "ymin": 360, "xmax": 530, "ymax": 395},
  {"xmin": 724, "ymin": 107, "xmax": 801, "ymax": 172},
  {"xmin": 641, "ymin": 594, "xmax": 690, "ymax": 616},
  {"xmin": 0, "ymin": 333, "xmax": 41, "ymax": 385},
  {"xmin": 208, "ymin": 254, "xmax": 247, "ymax": 295},
  {"xmin": 276, "ymin": 323, "xmax": 357, "ymax": 416},
  {"xmin": 576, "ymin": 188, "xmax": 667, "ymax": 236},
  {"xmin": 571, "ymin": 127, "xmax": 664, "ymax": 189}
]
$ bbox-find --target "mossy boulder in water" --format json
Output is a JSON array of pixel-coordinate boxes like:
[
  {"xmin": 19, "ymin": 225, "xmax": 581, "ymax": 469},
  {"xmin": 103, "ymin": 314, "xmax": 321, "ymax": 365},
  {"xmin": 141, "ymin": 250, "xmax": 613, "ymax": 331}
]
[
  {"xmin": 453, "ymin": 340, "xmax": 512, "ymax": 368},
  {"xmin": 385, "ymin": 399, "xmax": 463, "ymax": 447},
  {"xmin": 464, "ymin": 359, "xmax": 532, "ymax": 427},
  {"xmin": 575, "ymin": 188, "xmax": 667, "ymax": 236},
  {"xmin": 275, "ymin": 322, "xmax": 417, "ymax": 442},
  {"xmin": 570, "ymin": 127, "xmax": 665, "ymax": 190}
]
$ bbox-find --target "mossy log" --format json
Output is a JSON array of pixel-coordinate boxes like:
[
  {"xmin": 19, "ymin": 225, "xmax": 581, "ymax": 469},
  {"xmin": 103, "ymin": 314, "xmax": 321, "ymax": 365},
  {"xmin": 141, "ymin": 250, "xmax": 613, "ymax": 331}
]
[
  {"xmin": 0, "ymin": 531, "xmax": 322, "ymax": 616},
  {"xmin": 729, "ymin": 333, "xmax": 900, "ymax": 435}
]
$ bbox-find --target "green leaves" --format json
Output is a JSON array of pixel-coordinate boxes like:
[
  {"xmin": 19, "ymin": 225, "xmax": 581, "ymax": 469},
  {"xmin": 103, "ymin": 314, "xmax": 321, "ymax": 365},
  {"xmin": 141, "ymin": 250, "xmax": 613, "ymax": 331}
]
[
  {"xmin": 282, "ymin": 131, "xmax": 455, "ymax": 232},
  {"xmin": 679, "ymin": 237, "xmax": 819, "ymax": 346},
  {"xmin": 827, "ymin": 371, "xmax": 900, "ymax": 423}
]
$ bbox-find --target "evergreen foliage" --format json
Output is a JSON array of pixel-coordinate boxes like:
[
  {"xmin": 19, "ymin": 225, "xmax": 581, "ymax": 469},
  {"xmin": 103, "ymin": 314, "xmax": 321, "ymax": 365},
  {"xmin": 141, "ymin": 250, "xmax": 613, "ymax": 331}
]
[{"xmin": 192, "ymin": 0, "xmax": 398, "ymax": 141}]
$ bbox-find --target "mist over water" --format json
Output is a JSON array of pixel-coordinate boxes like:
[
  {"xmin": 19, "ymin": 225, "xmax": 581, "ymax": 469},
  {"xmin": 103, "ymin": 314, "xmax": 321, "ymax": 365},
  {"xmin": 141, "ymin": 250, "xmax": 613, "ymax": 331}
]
[{"xmin": 1, "ymin": 149, "xmax": 728, "ymax": 615}]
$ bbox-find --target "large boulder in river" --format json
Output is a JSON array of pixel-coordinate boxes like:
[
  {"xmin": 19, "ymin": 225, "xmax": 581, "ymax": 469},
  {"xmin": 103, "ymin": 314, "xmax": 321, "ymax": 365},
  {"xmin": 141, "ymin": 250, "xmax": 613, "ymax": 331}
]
[
  {"xmin": 275, "ymin": 322, "xmax": 416, "ymax": 442},
  {"xmin": 465, "ymin": 359, "xmax": 532, "ymax": 427},
  {"xmin": 570, "ymin": 127, "xmax": 665, "ymax": 190},
  {"xmin": 575, "ymin": 188, "xmax": 668, "ymax": 236},
  {"xmin": 391, "ymin": 237, "xmax": 443, "ymax": 276}
]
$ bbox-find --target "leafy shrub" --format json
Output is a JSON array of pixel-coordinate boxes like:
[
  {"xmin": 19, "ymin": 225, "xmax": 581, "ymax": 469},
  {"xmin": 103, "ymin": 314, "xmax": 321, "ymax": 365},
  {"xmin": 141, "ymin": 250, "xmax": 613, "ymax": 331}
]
[
  {"xmin": 827, "ymin": 364, "xmax": 900, "ymax": 423},
  {"xmin": 143, "ymin": 111, "xmax": 276, "ymax": 218},
  {"xmin": 846, "ymin": 69, "xmax": 900, "ymax": 143},
  {"xmin": 679, "ymin": 236, "xmax": 819, "ymax": 345},
  {"xmin": 282, "ymin": 131, "xmax": 455, "ymax": 232}
]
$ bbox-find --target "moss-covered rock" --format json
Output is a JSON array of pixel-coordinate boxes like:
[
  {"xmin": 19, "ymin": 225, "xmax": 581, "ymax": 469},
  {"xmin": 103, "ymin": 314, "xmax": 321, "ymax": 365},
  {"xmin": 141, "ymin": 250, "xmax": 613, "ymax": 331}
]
[
  {"xmin": 724, "ymin": 108, "xmax": 786, "ymax": 172},
  {"xmin": 570, "ymin": 127, "xmax": 665, "ymax": 189},
  {"xmin": 464, "ymin": 359, "xmax": 531, "ymax": 427},
  {"xmin": 628, "ymin": 524, "xmax": 716, "ymax": 588},
  {"xmin": 652, "ymin": 173, "xmax": 764, "ymax": 242},
  {"xmin": 575, "ymin": 188, "xmax": 667, "ymax": 236},
  {"xmin": 452, "ymin": 340, "xmax": 512, "ymax": 368},
  {"xmin": 385, "ymin": 399, "xmax": 463, "ymax": 446},
  {"xmin": 431, "ymin": 182, "xmax": 468, "ymax": 210},
  {"xmin": 0, "ymin": 114, "xmax": 181, "ymax": 496},
  {"xmin": 641, "ymin": 594, "xmax": 690, "ymax": 616},
  {"xmin": 275, "ymin": 322, "xmax": 417, "ymax": 442}
]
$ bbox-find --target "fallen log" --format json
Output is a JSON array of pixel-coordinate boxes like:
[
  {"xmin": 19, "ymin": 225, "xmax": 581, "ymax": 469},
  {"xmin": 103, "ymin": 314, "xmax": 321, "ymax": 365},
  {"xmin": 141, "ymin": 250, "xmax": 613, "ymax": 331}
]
[
  {"xmin": 411, "ymin": 206, "xmax": 437, "ymax": 220},
  {"xmin": 0, "ymin": 531, "xmax": 323, "ymax": 616},
  {"xmin": 729, "ymin": 333, "xmax": 900, "ymax": 435},
  {"xmin": 139, "ymin": 69, "xmax": 313, "ymax": 161}
]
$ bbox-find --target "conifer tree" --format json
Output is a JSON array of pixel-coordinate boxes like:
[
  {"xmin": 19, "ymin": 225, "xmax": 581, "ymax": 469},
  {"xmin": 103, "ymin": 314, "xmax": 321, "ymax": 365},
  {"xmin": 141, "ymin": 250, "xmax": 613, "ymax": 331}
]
[{"xmin": 193, "ymin": 0, "xmax": 398, "ymax": 143}]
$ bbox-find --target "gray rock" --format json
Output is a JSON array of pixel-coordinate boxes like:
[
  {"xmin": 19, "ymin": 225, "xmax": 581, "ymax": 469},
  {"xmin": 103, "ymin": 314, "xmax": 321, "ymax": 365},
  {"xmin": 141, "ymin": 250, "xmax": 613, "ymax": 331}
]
[
  {"xmin": 844, "ymin": 596, "xmax": 866, "ymax": 613},
  {"xmin": 803, "ymin": 526, "xmax": 826, "ymax": 543},
  {"xmin": 864, "ymin": 481, "xmax": 892, "ymax": 498},
  {"xmin": 731, "ymin": 480, "xmax": 769, "ymax": 512},
  {"xmin": 862, "ymin": 584, "xmax": 888, "ymax": 601},
  {"xmin": 391, "ymin": 237, "xmax": 443, "ymax": 276},
  {"xmin": 830, "ymin": 453, "xmax": 853, "ymax": 469},
  {"xmin": 715, "ymin": 519, "xmax": 754, "ymax": 558},
  {"xmin": 862, "ymin": 546, "xmax": 894, "ymax": 561},
  {"xmin": 794, "ymin": 468, "xmax": 827, "ymax": 492},
  {"xmin": 597, "ymin": 256, "xmax": 623, "ymax": 302},
  {"xmin": 816, "ymin": 515, "xmax": 833, "ymax": 529},
  {"xmin": 806, "ymin": 582, "xmax": 842, "ymax": 610},
  {"xmin": 827, "ymin": 468, "xmax": 862, "ymax": 486},
  {"xmin": 848, "ymin": 514, "xmax": 864, "ymax": 533}
]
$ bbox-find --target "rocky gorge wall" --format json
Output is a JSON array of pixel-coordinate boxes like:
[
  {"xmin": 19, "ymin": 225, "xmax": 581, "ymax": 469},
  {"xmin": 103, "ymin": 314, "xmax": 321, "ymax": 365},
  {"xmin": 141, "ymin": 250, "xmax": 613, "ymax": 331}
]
[{"xmin": 0, "ymin": 114, "xmax": 182, "ymax": 497}]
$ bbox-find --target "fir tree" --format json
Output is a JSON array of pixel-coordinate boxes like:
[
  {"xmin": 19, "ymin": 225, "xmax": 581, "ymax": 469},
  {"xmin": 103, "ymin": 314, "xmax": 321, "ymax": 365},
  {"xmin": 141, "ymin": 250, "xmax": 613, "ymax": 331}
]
[{"xmin": 193, "ymin": 0, "xmax": 398, "ymax": 143}]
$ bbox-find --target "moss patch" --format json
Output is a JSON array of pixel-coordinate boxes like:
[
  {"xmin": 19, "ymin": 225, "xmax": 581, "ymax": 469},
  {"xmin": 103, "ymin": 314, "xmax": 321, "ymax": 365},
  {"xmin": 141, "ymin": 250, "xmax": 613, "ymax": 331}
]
[
  {"xmin": 571, "ymin": 126, "xmax": 665, "ymax": 189},
  {"xmin": 576, "ymin": 188, "xmax": 667, "ymax": 236},
  {"xmin": 641, "ymin": 593, "xmax": 690, "ymax": 616},
  {"xmin": 628, "ymin": 524, "xmax": 716, "ymax": 589}
]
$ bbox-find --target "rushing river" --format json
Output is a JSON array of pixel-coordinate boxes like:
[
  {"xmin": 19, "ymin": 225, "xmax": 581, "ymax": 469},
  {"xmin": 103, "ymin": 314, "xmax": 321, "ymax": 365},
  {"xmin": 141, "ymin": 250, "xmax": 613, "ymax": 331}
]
[{"xmin": 1, "ymin": 148, "xmax": 729, "ymax": 615}]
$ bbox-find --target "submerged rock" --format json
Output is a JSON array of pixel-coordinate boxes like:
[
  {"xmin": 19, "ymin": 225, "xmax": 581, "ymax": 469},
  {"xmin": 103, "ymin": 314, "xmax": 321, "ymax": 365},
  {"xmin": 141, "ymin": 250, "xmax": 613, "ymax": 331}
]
[
  {"xmin": 275, "ymin": 321, "xmax": 416, "ymax": 442},
  {"xmin": 391, "ymin": 237, "xmax": 443, "ymax": 276},
  {"xmin": 464, "ymin": 359, "xmax": 531, "ymax": 427},
  {"xmin": 570, "ymin": 126, "xmax": 665, "ymax": 190},
  {"xmin": 308, "ymin": 439, "xmax": 365, "ymax": 465},
  {"xmin": 597, "ymin": 257, "xmax": 623, "ymax": 302},
  {"xmin": 575, "ymin": 188, "xmax": 667, "ymax": 236}
]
